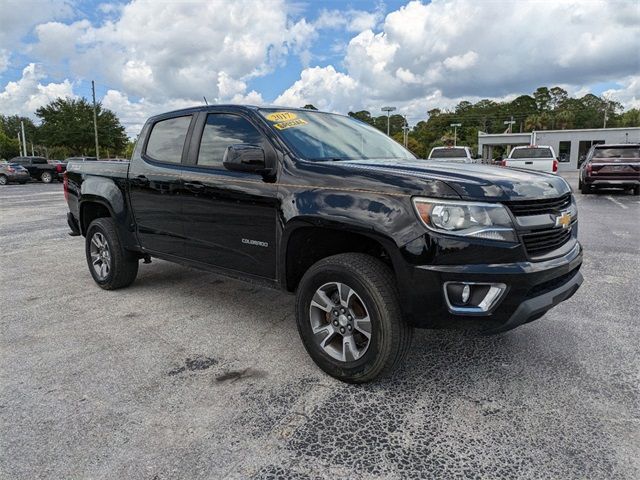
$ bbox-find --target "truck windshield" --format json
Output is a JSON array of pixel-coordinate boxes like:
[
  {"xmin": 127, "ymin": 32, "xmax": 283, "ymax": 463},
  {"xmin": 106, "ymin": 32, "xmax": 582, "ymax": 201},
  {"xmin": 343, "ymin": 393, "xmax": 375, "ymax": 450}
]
[
  {"xmin": 259, "ymin": 109, "xmax": 415, "ymax": 161},
  {"xmin": 510, "ymin": 148, "xmax": 553, "ymax": 159},
  {"xmin": 430, "ymin": 148, "xmax": 468, "ymax": 158},
  {"xmin": 592, "ymin": 146, "xmax": 640, "ymax": 159}
]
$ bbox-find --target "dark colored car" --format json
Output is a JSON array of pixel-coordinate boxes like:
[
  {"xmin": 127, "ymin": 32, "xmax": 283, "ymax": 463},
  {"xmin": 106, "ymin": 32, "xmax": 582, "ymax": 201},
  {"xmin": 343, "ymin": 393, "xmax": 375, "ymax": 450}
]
[
  {"xmin": 0, "ymin": 162, "xmax": 30, "ymax": 185},
  {"xmin": 579, "ymin": 144, "xmax": 640, "ymax": 195},
  {"xmin": 8, "ymin": 156, "xmax": 61, "ymax": 183},
  {"xmin": 64, "ymin": 105, "xmax": 583, "ymax": 383}
]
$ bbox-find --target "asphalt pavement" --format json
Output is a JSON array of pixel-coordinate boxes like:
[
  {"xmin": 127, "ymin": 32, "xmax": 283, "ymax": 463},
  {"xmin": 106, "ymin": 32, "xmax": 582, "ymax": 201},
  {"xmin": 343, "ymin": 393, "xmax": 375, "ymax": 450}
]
[{"xmin": 1, "ymin": 176, "xmax": 638, "ymax": 479}]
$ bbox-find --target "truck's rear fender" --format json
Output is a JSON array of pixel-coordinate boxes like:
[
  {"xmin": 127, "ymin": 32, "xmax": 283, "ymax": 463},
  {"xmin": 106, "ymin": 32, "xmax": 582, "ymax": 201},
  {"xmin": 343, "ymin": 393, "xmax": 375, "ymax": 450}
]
[{"xmin": 79, "ymin": 176, "xmax": 139, "ymax": 250}]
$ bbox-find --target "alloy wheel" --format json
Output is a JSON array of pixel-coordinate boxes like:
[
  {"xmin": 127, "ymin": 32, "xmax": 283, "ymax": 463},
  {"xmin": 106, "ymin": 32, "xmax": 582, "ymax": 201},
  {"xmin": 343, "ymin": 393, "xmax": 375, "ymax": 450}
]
[
  {"xmin": 89, "ymin": 232, "xmax": 111, "ymax": 280},
  {"xmin": 309, "ymin": 282, "xmax": 372, "ymax": 362}
]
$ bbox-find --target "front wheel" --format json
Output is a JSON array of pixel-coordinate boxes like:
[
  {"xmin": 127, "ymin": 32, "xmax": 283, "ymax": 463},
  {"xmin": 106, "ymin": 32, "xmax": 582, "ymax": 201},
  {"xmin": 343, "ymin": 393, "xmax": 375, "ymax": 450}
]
[
  {"xmin": 0, "ymin": 175, "xmax": 7, "ymax": 186},
  {"xmin": 40, "ymin": 171, "xmax": 53, "ymax": 183},
  {"xmin": 85, "ymin": 217, "xmax": 139, "ymax": 290},
  {"xmin": 295, "ymin": 253, "xmax": 413, "ymax": 383}
]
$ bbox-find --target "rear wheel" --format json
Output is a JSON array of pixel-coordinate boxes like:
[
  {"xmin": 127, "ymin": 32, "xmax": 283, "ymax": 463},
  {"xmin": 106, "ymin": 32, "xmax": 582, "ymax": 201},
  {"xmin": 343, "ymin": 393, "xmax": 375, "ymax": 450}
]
[
  {"xmin": 580, "ymin": 181, "xmax": 591, "ymax": 194},
  {"xmin": 633, "ymin": 185, "xmax": 640, "ymax": 196},
  {"xmin": 85, "ymin": 217, "xmax": 139, "ymax": 290},
  {"xmin": 40, "ymin": 171, "xmax": 53, "ymax": 183},
  {"xmin": 0, "ymin": 175, "xmax": 7, "ymax": 186},
  {"xmin": 295, "ymin": 253, "xmax": 413, "ymax": 383}
]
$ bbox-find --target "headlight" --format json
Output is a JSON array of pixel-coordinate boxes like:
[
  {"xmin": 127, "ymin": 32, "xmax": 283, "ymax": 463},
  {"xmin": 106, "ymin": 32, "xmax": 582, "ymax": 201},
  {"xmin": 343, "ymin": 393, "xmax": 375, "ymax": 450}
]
[{"xmin": 413, "ymin": 197, "xmax": 517, "ymax": 242}]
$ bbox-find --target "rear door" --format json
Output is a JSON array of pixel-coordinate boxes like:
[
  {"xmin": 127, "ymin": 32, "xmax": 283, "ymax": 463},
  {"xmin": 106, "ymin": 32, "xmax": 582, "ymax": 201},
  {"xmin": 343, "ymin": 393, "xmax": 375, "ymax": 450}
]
[
  {"xmin": 179, "ymin": 110, "xmax": 279, "ymax": 279},
  {"xmin": 128, "ymin": 115, "xmax": 195, "ymax": 256}
]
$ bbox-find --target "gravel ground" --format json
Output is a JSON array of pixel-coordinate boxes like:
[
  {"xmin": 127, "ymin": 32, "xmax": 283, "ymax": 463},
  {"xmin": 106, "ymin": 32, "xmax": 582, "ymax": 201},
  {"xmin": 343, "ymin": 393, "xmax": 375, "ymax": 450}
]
[{"xmin": 1, "ymin": 176, "xmax": 638, "ymax": 479}]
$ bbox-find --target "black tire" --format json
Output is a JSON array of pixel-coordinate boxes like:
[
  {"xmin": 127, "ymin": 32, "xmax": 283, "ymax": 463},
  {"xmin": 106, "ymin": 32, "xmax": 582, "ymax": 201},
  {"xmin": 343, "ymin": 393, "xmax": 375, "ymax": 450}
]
[
  {"xmin": 295, "ymin": 253, "xmax": 413, "ymax": 383},
  {"xmin": 40, "ymin": 171, "xmax": 53, "ymax": 183},
  {"xmin": 0, "ymin": 175, "xmax": 7, "ymax": 186},
  {"xmin": 85, "ymin": 217, "xmax": 139, "ymax": 290},
  {"xmin": 580, "ymin": 181, "xmax": 591, "ymax": 194},
  {"xmin": 633, "ymin": 185, "xmax": 640, "ymax": 196},
  {"xmin": 19, "ymin": 181, "xmax": 27, "ymax": 185}
]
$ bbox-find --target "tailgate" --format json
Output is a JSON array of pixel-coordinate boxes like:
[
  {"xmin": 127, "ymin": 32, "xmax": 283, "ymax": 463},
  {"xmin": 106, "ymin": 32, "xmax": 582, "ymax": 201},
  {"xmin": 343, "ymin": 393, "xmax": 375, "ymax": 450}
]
[
  {"xmin": 505, "ymin": 158, "xmax": 554, "ymax": 172},
  {"xmin": 591, "ymin": 158, "xmax": 640, "ymax": 179}
]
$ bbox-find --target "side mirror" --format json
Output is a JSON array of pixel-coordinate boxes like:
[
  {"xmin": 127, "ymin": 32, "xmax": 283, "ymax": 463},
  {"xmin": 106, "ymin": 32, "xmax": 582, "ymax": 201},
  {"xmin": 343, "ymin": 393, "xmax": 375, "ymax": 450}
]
[{"xmin": 223, "ymin": 144, "xmax": 266, "ymax": 174}]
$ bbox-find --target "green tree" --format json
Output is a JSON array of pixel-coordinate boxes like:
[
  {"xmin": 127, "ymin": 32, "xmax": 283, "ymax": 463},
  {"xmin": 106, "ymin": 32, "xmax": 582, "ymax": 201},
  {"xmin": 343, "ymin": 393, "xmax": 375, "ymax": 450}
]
[
  {"xmin": 619, "ymin": 108, "xmax": 640, "ymax": 127},
  {"xmin": 302, "ymin": 104, "xmax": 318, "ymax": 110},
  {"xmin": 35, "ymin": 97, "xmax": 128, "ymax": 156},
  {"xmin": 0, "ymin": 127, "xmax": 20, "ymax": 159}
]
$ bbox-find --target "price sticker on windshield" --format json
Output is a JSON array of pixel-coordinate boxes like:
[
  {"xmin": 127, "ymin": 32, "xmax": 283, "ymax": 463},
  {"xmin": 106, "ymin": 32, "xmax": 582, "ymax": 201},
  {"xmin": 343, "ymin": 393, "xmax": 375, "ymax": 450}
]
[{"xmin": 265, "ymin": 111, "xmax": 309, "ymax": 130}]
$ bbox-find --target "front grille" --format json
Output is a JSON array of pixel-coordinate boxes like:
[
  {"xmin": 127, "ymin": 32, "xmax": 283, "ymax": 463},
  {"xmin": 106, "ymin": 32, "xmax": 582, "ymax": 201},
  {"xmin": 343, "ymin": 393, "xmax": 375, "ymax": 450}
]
[
  {"xmin": 504, "ymin": 193, "xmax": 571, "ymax": 216},
  {"xmin": 526, "ymin": 266, "xmax": 581, "ymax": 298},
  {"xmin": 522, "ymin": 222, "xmax": 575, "ymax": 256}
]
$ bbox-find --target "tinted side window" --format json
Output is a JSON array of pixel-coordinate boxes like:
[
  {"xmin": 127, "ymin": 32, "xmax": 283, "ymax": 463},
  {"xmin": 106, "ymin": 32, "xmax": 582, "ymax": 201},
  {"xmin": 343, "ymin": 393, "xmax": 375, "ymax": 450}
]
[
  {"xmin": 32, "ymin": 158, "xmax": 47, "ymax": 164},
  {"xmin": 146, "ymin": 116, "xmax": 192, "ymax": 163},
  {"xmin": 197, "ymin": 114, "xmax": 263, "ymax": 168}
]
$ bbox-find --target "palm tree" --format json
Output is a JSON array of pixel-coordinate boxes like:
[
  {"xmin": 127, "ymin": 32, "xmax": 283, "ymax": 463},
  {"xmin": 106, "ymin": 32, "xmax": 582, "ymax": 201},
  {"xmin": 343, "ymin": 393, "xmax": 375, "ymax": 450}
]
[{"xmin": 556, "ymin": 110, "xmax": 575, "ymax": 130}]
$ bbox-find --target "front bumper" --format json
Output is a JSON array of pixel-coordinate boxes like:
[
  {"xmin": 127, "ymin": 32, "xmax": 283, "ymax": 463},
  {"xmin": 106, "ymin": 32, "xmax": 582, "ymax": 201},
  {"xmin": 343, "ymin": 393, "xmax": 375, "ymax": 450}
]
[{"xmin": 399, "ymin": 241, "xmax": 583, "ymax": 333}]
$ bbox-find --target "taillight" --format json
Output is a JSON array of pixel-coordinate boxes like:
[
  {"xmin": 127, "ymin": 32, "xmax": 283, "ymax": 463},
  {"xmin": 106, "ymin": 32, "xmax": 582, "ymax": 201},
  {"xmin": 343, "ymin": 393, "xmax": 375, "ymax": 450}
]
[
  {"xmin": 56, "ymin": 164, "xmax": 62, "ymax": 173},
  {"xmin": 7, "ymin": 167, "xmax": 15, "ymax": 173},
  {"xmin": 586, "ymin": 163, "xmax": 592, "ymax": 174},
  {"xmin": 501, "ymin": 159, "xmax": 507, "ymax": 166},
  {"xmin": 63, "ymin": 172, "xmax": 69, "ymax": 201},
  {"xmin": 552, "ymin": 159, "xmax": 558, "ymax": 172}
]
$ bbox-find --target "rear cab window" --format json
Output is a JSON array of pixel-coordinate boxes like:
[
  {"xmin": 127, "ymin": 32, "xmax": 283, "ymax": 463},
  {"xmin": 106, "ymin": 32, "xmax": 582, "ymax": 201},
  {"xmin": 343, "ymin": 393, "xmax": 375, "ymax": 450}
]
[
  {"xmin": 145, "ymin": 116, "xmax": 192, "ymax": 163},
  {"xmin": 510, "ymin": 148, "xmax": 554, "ymax": 159},
  {"xmin": 430, "ymin": 148, "xmax": 468, "ymax": 159}
]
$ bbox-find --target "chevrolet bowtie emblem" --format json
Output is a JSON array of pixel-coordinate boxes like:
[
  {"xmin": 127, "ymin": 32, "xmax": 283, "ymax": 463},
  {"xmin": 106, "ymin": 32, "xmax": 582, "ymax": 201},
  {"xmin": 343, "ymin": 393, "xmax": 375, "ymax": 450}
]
[{"xmin": 555, "ymin": 212, "xmax": 572, "ymax": 229}]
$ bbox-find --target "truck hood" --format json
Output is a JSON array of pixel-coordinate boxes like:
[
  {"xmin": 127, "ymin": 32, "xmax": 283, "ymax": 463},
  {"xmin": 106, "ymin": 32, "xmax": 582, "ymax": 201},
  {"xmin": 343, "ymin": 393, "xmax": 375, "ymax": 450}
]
[{"xmin": 339, "ymin": 159, "xmax": 571, "ymax": 201}]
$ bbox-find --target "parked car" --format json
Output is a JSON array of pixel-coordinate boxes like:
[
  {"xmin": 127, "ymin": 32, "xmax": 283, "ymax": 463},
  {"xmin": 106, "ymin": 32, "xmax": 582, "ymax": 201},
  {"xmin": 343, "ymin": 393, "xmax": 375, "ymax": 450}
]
[
  {"xmin": 0, "ymin": 162, "xmax": 30, "ymax": 185},
  {"xmin": 64, "ymin": 105, "xmax": 583, "ymax": 383},
  {"xmin": 8, "ymin": 156, "xmax": 61, "ymax": 183},
  {"xmin": 428, "ymin": 146, "xmax": 477, "ymax": 163},
  {"xmin": 502, "ymin": 145, "xmax": 559, "ymax": 173},
  {"xmin": 579, "ymin": 143, "xmax": 640, "ymax": 195}
]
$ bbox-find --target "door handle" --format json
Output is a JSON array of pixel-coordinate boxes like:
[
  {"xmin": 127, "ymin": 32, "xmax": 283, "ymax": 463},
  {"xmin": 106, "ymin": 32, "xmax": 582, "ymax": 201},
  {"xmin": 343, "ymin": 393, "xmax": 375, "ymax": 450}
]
[
  {"xmin": 184, "ymin": 181, "xmax": 205, "ymax": 192},
  {"xmin": 131, "ymin": 175, "xmax": 150, "ymax": 187}
]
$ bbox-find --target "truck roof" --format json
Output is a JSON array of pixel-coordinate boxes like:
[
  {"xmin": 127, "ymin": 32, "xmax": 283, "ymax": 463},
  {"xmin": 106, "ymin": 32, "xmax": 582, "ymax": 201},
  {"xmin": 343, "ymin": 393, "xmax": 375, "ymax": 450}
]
[{"xmin": 147, "ymin": 104, "xmax": 336, "ymax": 123}]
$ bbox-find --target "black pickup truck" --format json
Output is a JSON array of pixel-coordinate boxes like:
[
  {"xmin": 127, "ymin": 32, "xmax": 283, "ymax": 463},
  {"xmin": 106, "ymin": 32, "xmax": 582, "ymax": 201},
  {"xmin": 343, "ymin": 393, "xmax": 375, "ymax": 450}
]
[
  {"xmin": 9, "ymin": 156, "xmax": 63, "ymax": 183},
  {"xmin": 64, "ymin": 105, "xmax": 583, "ymax": 383}
]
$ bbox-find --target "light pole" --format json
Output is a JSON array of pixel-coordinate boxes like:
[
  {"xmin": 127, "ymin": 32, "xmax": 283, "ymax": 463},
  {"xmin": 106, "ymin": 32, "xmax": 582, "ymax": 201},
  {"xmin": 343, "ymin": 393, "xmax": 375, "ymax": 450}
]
[
  {"xmin": 450, "ymin": 123, "xmax": 461, "ymax": 147},
  {"xmin": 402, "ymin": 116, "xmax": 410, "ymax": 148},
  {"xmin": 381, "ymin": 106, "xmax": 396, "ymax": 136}
]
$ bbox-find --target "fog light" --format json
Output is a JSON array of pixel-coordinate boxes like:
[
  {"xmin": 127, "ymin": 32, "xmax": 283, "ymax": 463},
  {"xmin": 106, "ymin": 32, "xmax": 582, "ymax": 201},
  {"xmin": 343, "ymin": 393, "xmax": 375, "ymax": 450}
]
[
  {"xmin": 444, "ymin": 282, "xmax": 507, "ymax": 314},
  {"xmin": 461, "ymin": 284, "xmax": 470, "ymax": 304}
]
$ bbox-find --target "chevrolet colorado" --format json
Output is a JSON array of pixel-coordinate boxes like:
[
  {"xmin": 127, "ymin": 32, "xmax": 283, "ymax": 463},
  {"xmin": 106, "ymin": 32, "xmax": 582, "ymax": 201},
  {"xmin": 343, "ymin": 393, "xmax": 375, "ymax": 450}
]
[{"xmin": 64, "ymin": 105, "xmax": 583, "ymax": 383}]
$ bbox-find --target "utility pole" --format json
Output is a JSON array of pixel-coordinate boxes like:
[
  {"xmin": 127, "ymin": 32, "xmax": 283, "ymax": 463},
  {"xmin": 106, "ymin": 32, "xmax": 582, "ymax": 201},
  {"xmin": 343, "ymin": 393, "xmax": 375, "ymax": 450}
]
[
  {"xmin": 402, "ymin": 116, "xmax": 409, "ymax": 148},
  {"xmin": 31, "ymin": 142, "xmax": 34, "ymax": 156},
  {"xmin": 381, "ymin": 106, "xmax": 396, "ymax": 136},
  {"xmin": 20, "ymin": 120, "xmax": 27, "ymax": 156},
  {"xmin": 17, "ymin": 134, "xmax": 22, "ymax": 156},
  {"xmin": 504, "ymin": 116, "xmax": 515, "ymax": 134},
  {"xmin": 450, "ymin": 123, "xmax": 461, "ymax": 147},
  {"xmin": 92, "ymin": 80, "xmax": 100, "ymax": 159}
]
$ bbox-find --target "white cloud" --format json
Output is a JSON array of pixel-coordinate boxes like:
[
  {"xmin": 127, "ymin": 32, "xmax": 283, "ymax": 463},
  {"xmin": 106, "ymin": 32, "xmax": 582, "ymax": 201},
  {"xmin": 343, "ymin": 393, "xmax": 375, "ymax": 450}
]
[
  {"xmin": 30, "ymin": 0, "xmax": 312, "ymax": 104},
  {"xmin": 603, "ymin": 76, "xmax": 640, "ymax": 110},
  {"xmin": 276, "ymin": 0, "xmax": 640, "ymax": 124},
  {"xmin": 0, "ymin": 50, "xmax": 9, "ymax": 74},
  {"xmin": 314, "ymin": 6, "xmax": 384, "ymax": 32},
  {"xmin": 274, "ymin": 65, "xmax": 358, "ymax": 112},
  {"xmin": 0, "ymin": 64, "xmax": 75, "ymax": 117}
]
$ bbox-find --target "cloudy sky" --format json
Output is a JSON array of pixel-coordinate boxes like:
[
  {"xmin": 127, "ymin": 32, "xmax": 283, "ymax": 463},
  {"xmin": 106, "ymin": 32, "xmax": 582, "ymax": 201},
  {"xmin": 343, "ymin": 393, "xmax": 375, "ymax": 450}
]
[{"xmin": 0, "ymin": 0, "xmax": 638, "ymax": 136}]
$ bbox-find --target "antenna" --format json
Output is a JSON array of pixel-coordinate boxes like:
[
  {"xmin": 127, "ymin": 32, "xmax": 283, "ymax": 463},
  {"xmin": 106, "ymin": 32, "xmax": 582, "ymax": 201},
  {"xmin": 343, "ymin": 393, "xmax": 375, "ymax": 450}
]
[{"xmin": 203, "ymin": 96, "xmax": 209, "ymax": 105}]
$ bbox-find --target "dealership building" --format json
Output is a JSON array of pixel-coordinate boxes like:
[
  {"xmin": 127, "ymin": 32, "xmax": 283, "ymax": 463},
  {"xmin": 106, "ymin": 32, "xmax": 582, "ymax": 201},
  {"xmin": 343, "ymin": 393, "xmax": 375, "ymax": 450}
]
[{"xmin": 478, "ymin": 127, "xmax": 640, "ymax": 171}]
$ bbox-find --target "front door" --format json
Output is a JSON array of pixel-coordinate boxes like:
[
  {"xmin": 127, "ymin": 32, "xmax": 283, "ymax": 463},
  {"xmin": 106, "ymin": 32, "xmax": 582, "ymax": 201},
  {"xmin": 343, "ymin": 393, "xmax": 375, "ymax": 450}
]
[
  {"xmin": 179, "ymin": 111, "xmax": 278, "ymax": 279},
  {"xmin": 128, "ymin": 115, "xmax": 194, "ymax": 257}
]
